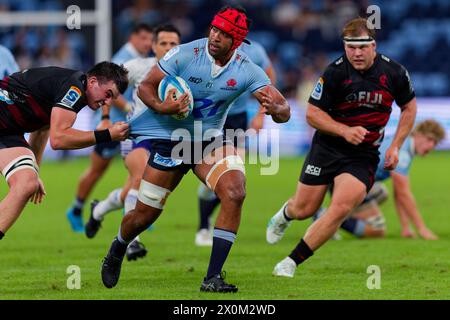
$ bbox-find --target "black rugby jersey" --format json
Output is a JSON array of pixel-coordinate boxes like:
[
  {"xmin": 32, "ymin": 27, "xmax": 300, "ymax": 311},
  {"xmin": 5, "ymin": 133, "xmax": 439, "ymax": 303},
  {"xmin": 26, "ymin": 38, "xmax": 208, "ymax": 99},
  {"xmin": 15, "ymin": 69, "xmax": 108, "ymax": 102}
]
[
  {"xmin": 0, "ymin": 67, "xmax": 87, "ymax": 134},
  {"xmin": 308, "ymin": 53, "xmax": 415, "ymax": 149}
]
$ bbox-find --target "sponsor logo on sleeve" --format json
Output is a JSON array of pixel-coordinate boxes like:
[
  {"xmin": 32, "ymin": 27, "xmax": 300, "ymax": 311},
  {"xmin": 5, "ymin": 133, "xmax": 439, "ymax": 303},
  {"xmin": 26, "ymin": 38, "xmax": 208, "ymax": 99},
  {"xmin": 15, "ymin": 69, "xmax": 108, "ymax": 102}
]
[
  {"xmin": 60, "ymin": 86, "xmax": 82, "ymax": 109},
  {"xmin": 311, "ymin": 77, "xmax": 324, "ymax": 100},
  {"xmin": 163, "ymin": 46, "xmax": 180, "ymax": 61}
]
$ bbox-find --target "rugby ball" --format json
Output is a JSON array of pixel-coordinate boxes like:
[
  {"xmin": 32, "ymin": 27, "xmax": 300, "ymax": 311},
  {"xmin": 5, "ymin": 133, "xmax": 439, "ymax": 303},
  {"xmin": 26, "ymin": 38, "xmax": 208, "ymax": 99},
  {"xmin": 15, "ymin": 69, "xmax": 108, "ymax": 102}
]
[{"xmin": 157, "ymin": 75, "xmax": 194, "ymax": 120}]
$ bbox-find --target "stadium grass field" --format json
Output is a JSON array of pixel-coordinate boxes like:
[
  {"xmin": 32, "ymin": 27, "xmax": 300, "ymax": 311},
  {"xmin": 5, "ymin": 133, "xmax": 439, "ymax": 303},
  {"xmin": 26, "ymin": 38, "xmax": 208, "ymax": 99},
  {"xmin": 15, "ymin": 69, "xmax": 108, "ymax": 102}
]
[{"xmin": 0, "ymin": 151, "xmax": 449, "ymax": 300}]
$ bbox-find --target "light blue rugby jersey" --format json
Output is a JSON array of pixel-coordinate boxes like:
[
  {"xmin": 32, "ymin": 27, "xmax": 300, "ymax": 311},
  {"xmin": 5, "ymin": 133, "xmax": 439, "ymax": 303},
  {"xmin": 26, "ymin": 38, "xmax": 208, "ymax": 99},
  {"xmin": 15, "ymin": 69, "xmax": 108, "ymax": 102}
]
[
  {"xmin": 375, "ymin": 135, "xmax": 415, "ymax": 181},
  {"xmin": 228, "ymin": 41, "xmax": 271, "ymax": 116},
  {"xmin": 0, "ymin": 45, "xmax": 19, "ymax": 78},
  {"xmin": 95, "ymin": 43, "xmax": 143, "ymax": 124},
  {"xmin": 129, "ymin": 38, "xmax": 270, "ymax": 142}
]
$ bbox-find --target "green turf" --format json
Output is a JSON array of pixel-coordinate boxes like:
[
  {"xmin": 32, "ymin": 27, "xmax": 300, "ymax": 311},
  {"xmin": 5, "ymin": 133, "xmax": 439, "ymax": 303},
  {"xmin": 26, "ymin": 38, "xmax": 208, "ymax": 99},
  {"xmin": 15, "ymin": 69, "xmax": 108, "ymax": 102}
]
[{"xmin": 0, "ymin": 152, "xmax": 449, "ymax": 299}]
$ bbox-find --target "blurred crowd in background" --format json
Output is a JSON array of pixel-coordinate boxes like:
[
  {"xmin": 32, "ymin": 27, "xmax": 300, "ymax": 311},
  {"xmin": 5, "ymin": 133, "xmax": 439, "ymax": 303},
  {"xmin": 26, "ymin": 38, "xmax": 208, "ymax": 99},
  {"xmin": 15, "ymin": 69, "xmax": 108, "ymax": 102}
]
[{"xmin": 1, "ymin": 0, "xmax": 450, "ymax": 100}]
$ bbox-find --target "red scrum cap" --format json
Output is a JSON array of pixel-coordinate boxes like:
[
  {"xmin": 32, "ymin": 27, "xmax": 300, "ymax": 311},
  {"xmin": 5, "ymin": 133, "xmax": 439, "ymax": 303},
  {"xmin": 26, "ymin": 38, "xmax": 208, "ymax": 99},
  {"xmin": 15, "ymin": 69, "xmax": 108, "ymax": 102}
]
[{"xmin": 211, "ymin": 7, "xmax": 250, "ymax": 51}]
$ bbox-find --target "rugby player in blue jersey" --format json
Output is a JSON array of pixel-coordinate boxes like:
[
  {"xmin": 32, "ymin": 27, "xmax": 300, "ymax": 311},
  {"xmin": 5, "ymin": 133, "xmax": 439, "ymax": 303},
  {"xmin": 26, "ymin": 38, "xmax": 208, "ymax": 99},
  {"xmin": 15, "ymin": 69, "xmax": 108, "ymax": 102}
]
[
  {"xmin": 195, "ymin": 39, "xmax": 277, "ymax": 247},
  {"xmin": 100, "ymin": 6, "xmax": 290, "ymax": 292}
]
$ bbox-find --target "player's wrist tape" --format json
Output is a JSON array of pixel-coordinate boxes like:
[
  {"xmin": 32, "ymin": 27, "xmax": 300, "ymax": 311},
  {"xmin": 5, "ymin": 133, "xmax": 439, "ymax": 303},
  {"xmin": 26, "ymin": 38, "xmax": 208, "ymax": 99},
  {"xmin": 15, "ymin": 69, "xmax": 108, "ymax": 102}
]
[
  {"xmin": 101, "ymin": 115, "xmax": 110, "ymax": 120},
  {"xmin": 94, "ymin": 129, "xmax": 112, "ymax": 144}
]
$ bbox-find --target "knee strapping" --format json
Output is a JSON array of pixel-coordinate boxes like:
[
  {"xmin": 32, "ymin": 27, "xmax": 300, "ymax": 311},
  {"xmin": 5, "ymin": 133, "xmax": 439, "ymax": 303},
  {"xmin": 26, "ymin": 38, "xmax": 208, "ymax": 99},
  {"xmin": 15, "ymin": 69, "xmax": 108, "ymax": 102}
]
[
  {"xmin": 1, "ymin": 155, "xmax": 39, "ymax": 182},
  {"xmin": 205, "ymin": 155, "xmax": 245, "ymax": 191},
  {"xmin": 137, "ymin": 180, "xmax": 171, "ymax": 209}
]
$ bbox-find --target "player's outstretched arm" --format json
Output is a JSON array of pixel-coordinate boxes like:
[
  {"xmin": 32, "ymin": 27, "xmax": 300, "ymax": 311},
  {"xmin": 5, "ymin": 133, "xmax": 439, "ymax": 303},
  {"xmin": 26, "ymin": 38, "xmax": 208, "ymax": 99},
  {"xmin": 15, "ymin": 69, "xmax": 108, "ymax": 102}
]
[
  {"xmin": 384, "ymin": 98, "xmax": 417, "ymax": 170},
  {"xmin": 391, "ymin": 171, "xmax": 438, "ymax": 240},
  {"xmin": 253, "ymin": 85, "xmax": 290, "ymax": 123},
  {"xmin": 49, "ymin": 107, "xmax": 129, "ymax": 150},
  {"xmin": 306, "ymin": 103, "xmax": 368, "ymax": 145},
  {"xmin": 137, "ymin": 65, "xmax": 189, "ymax": 115}
]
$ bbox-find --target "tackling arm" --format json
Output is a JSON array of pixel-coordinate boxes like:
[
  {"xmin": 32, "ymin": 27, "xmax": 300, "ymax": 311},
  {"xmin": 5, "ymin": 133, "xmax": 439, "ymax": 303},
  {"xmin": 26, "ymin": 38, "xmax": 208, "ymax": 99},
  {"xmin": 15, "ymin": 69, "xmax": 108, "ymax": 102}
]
[{"xmin": 49, "ymin": 107, "xmax": 128, "ymax": 150}]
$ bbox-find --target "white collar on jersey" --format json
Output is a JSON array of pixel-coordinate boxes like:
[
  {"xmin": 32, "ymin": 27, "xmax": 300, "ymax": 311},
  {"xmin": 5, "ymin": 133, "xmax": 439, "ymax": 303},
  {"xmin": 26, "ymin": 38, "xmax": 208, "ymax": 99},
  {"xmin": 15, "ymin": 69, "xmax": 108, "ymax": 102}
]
[{"xmin": 205, "ymin": 42, "xmax": 238, "ymax": 78}]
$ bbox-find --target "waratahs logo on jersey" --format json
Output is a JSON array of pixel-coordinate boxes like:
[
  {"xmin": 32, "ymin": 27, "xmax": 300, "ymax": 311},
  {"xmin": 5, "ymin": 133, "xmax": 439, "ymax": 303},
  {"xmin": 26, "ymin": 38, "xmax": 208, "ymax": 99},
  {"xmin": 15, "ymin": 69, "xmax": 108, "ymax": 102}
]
[
  {"xmin": 220, "ymin": 78, "xmax": 238, "ymax": 91},
  {"xmin": 60, "ymin": 86, "xmax": 81, "ymax": 109},
  {"xmin": 227, "ymin": 79, "xmax": 237, "ymax": 87}
]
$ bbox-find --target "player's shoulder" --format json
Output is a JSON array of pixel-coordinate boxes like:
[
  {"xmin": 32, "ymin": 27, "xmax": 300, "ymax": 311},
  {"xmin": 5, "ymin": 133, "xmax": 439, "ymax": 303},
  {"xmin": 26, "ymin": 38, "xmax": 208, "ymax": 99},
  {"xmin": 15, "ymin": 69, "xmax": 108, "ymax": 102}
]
[
  {"xmin": 321, "ymin": 55, "xmax": 347, "ymax": 80},
  {"xmin": 180, "ymin": 38, "xmax": 207, "ymax": 54},
  {"xmin": 240, "ymin": 40, "xmax": 266, "ymax": 56},
  {"xmin": 161, "ymin": 38, "xmax": 206, "ymax": 63},
  {"xmin": 326, "ymin": 55, "xmax": 346, "ymax": 70},
  {"xmin": 377, "ymin": 53, "xmax": 409, "ymax": 74},
  {"xmin": 0, "ymin": 45, "xmax": 13, "ymax": 57}
]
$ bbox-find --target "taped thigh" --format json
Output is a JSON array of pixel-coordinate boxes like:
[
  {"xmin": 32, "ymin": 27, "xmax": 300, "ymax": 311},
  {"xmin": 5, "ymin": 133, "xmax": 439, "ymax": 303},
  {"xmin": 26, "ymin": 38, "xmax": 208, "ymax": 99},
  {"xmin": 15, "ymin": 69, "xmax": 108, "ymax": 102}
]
[
  {"xmin": 137, "ymin": 180, "xmax": 171, "ymax": 209},
  {"xmin": 205, "ymin": 155, "xmax": 245, "ymax": 191},
  {"xmin": 1, "ymin": 155, "xmax": 39, "ymax": 182}
]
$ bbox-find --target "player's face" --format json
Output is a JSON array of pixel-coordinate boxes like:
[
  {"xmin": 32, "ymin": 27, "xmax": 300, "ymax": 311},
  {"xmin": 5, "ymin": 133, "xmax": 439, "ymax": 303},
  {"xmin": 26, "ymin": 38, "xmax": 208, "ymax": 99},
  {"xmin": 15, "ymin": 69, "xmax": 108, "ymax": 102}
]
[
  {"xmin": 345, "ymin": 41, "xmax": 376, "ymax": 71},
  {"xmin": 153, "ymin": 31, "xmax": 180, "ymax": 60},
  {"xmin": 131, "ymin": 30, "xmax": 153, "ymax": 56},
  {"xmin": 86, "ymin": 78, "xmax": 119, "ymax": 110},
  {"xmin": 415, "ymin": 134, "xmax": 437, "ymax": 156},
  {"xmin": 208, "ymin": 26, "xmax": 233, "ymax": 59}
]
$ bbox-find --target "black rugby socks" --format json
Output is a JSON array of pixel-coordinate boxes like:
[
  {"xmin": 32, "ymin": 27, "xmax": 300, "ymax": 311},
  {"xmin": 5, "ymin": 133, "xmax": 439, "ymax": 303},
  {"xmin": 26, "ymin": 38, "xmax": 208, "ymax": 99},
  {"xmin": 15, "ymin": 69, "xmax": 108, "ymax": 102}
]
[{"xmin": 289, "ymin": 238, "xmax": 314, "ymax": 266}]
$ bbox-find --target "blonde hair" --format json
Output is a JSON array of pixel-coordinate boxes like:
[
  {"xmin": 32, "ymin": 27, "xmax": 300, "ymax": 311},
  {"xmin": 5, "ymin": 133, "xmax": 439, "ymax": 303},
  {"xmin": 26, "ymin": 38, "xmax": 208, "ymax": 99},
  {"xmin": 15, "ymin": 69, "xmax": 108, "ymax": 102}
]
[
  {"xmin": 412, "ymin": 119, "xmax": 446, "ymax": 144},
  {"xmin": 341, "ymin": 17, "xmax": 376, "ymax": 39}
]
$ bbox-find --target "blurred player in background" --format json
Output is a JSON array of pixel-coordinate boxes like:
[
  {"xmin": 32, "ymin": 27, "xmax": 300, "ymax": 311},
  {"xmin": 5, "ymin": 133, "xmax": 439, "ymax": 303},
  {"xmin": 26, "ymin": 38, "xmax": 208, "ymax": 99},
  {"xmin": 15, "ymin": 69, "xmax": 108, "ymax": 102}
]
[
  {"xmin": 100, "ymin": 6, "xmax": 290, "ymax": 292},
  {"xmin": 195, "ymin": 39, "xmax": 277, "ymax": 247},
  {"xmin": 85, "ymin": 24, "xmax": 181, "ymax": 261},
  {"xmin": 66, "ymin": 23, "xmax": 153, "ymax": 232},
  {"xmin": 0, "ymin": 45, "xmax": 20, "ymax": 79},
  {"xmin": 315, "ymin": 119, "xmax": 445, "ymax": 240},
  {"xmin": 266, "ymin": 17, "xmax": 417, "ymax": 278},
  {"xmin": 0, "ymin": 62, "xmax": 129, "ymax": 240}
]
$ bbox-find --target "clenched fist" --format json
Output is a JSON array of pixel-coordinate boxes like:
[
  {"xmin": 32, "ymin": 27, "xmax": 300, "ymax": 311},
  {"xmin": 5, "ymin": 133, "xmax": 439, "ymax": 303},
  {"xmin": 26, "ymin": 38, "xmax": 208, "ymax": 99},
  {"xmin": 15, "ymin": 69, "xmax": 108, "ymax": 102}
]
[
  {"xmin": 343, "ymin": 126, "xmax": 368, "ymax": 145},
  {"xmin": 109, "ymin": 121, "xmax": 129, "ymax": 141}
]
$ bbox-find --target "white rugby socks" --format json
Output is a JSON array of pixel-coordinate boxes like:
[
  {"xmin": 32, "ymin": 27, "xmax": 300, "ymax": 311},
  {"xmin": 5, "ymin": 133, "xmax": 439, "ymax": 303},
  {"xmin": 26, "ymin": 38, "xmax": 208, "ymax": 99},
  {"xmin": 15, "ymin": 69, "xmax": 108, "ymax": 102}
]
[{"xmin": 93, "ymin": 188, "xmax": 123, "ymax": 221}]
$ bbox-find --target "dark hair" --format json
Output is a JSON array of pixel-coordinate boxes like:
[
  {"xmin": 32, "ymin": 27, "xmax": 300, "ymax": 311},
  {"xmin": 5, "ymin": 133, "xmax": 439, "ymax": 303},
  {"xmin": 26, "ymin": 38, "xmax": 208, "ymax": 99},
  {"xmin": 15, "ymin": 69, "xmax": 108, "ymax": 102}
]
[
  {"xmin": 132, "ymin": 23, "xmax": 153, "ymax": 34},
  {"xmin": 217, "ymin": 5, "xmax": 252, "ymax": 30},
  {"xmin": 87, "ymin": 61, "xmax": 129, "ymax": 94},
  {"xmin": 153, "ymin": 24, "xmax": 181, "ymax": 42}
]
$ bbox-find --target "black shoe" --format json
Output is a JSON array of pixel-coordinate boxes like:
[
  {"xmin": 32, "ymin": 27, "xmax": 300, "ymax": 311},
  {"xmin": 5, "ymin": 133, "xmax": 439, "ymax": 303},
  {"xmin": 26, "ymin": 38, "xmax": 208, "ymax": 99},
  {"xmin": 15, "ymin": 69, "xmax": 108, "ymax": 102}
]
[
  {"xmin": 200, "ymin": 271, "xmax": 238, "ymax": 293},
  {"xmin": 85, "ymin": 200, "xmax": 102, "ymax": 239},
  {"xmin": 101, "ymin": 252, "xmax": 124, "ymax": 289},
  {"xmin": 126, "ymin": 240, "xmax": 148, "ymax": 261}
]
